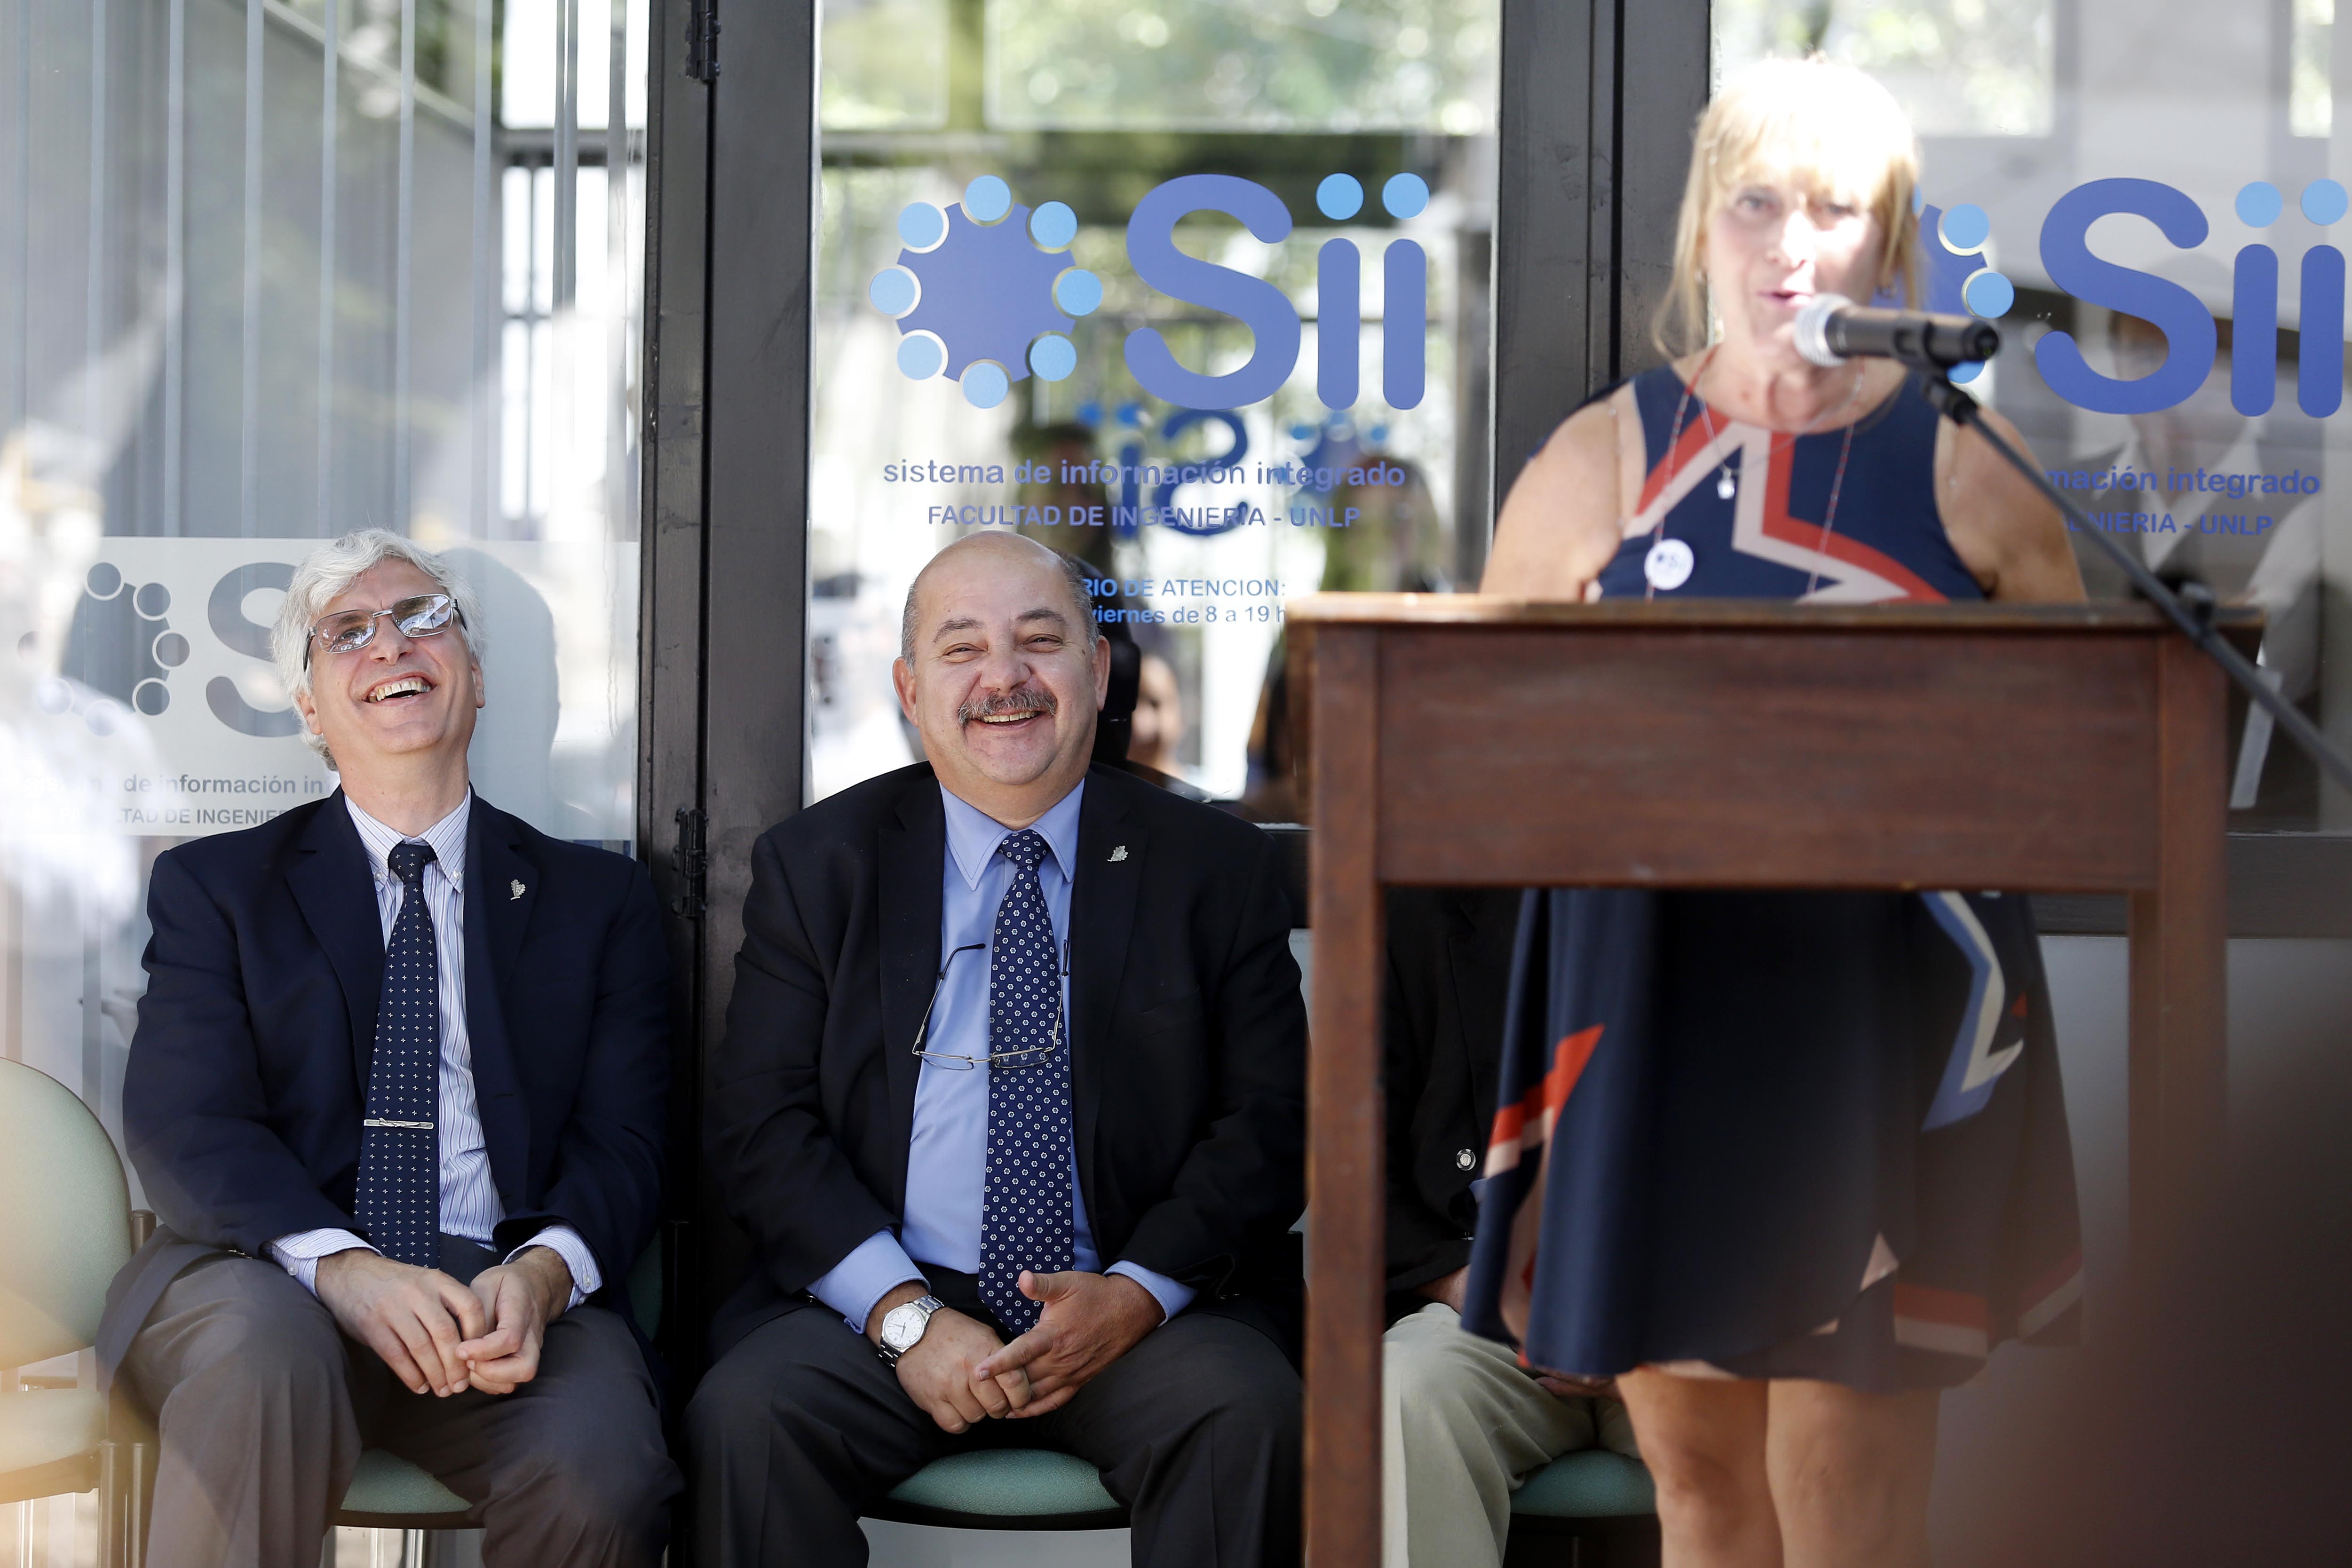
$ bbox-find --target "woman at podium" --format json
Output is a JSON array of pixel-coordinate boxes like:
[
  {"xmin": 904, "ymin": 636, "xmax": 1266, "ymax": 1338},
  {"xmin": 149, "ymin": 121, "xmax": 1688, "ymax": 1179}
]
[{"xmin": 1462, "ymin": 56, "xmax": 2087, "ymax": 1568}]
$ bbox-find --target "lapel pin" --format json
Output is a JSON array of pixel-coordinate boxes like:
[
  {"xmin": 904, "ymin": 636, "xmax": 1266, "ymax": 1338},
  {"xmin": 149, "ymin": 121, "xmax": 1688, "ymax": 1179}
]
[
  {"xmin": 1108, "ymin": 845, "xmax": 1128, "ymax": 863},
  {"xmin": 510, "ymin": 879, "xmax": 526, "ymax": 900}
]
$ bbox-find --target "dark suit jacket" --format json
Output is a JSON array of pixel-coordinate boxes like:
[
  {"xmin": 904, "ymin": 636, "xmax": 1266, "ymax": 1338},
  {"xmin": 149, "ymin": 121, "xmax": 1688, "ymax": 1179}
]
[
  {"xmin": 97, "ymin": 792, "xmax": 671, "ymax": 1384},
  {"xmin": 1383, "ymin": 888, "xmax": 1522, "ymax": 1321},
  {"xmin": 707, "ymin": 762, "xmax": 1307, "ymax": 1359}
]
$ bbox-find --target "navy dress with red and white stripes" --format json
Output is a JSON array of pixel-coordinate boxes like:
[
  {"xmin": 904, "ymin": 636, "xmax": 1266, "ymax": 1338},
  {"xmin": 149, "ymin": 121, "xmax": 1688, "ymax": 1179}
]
[{"xmin": 1460, "ymin": 367, "xmax": 2084, "ymax": 1392}]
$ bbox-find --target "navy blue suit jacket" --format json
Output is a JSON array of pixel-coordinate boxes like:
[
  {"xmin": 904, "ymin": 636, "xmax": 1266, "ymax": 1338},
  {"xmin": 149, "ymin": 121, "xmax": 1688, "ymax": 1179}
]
[{"xmin": 98, "ymin": 791, "xmax": 670, "ymax": 1383}]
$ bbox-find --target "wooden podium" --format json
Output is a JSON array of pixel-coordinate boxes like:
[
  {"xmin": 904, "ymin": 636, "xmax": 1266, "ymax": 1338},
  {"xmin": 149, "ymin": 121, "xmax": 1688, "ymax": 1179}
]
[{"xmin": 1288, "ymin": 596, "xmax": 2244, "ymax": 1568}]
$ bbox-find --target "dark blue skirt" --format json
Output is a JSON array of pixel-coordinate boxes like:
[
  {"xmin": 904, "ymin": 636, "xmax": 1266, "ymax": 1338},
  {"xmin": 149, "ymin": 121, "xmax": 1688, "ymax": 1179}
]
[{"xmin": 1462, "ymin": 888, "xmax": 2083, "ymax": 1392}]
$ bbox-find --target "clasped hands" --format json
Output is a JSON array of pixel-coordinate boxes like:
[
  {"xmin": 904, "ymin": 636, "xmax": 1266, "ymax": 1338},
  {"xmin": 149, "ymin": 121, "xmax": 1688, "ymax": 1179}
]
[
  {"xmin": 868, "ymin": 1270, "xmax": 1163, "ymax": 1434},
  {"xmin": 316, "ymin": 1245, "xmax": 573, "ymax": 1399}
]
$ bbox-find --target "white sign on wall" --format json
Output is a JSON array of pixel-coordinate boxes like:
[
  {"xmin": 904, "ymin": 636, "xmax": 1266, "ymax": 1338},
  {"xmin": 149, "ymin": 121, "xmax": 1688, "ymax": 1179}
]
[{"xmin": 37, "ymin": 538, "xmax": 638, "ymax": 843}]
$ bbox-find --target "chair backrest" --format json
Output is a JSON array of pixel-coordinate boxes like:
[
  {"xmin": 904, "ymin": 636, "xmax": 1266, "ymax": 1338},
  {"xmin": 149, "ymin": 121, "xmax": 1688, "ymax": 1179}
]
[{"xmin": 0, "ymin": 1060, "xmax": 133, "ymax": 1366}]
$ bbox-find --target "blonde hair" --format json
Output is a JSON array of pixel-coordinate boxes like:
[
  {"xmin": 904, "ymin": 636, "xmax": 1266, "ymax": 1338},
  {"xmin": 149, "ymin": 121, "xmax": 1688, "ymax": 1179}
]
[{"xmin": 1655, "ymin": 57, "xmax": 1923, "ymax": 356}]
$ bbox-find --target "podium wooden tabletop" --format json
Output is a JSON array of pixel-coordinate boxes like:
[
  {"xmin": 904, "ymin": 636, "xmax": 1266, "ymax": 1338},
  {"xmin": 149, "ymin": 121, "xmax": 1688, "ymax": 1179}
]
[{"xmin": 1285, "ymin": 593, "xmax": 2260, "ymax": 635}]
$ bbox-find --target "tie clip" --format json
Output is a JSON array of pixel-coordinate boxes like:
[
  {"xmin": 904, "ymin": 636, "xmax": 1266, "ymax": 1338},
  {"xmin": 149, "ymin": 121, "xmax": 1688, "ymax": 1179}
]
[{"xmin": 363, "ymin": 1117, "xmax": 433, "ymax": 1130}]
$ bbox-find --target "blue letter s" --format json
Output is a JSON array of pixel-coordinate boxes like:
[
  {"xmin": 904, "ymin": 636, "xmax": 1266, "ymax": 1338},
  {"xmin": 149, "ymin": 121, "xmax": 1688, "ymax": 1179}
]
[
  {"xmin": 2035, "ymin": 179, "xmax": 2214, "ymax": 414},
  {"xmin": 1124, "ymin": 175, "xmax": 1301, "ymax": 409}
]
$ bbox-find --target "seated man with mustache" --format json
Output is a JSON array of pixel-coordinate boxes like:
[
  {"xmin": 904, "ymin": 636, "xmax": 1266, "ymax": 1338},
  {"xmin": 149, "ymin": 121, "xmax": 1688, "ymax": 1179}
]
[{"xmin": 689, "ymin": 531, "xmax": 1307, "ymax": 1568}]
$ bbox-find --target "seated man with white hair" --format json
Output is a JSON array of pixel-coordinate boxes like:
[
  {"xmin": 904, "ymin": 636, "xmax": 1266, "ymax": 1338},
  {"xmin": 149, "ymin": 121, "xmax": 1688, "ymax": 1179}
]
[{"xmin": 97, "ymin": 529, "xmax": 678, "ymax": 1568}]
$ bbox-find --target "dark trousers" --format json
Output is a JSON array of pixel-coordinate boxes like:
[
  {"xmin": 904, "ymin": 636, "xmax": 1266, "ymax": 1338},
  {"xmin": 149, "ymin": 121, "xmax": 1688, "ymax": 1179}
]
[
  {"xmin": 686, "ymin": 1268, "xmax": 1302, "ymax": 1568},
  {"xmin": 121, "ymin": 1237, "xmax": 678, "ymax": 1568}
]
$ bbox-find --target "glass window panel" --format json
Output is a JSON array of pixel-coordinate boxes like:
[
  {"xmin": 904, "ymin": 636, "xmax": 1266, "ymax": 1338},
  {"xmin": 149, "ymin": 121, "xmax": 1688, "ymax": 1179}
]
[
  {"xmin": 2296, "ymin": 0, "xmax": 2333, "ymax": 139},
  {"xmin": 987, "ymin": 0, "xmax": 1499, "ymax": 134},
  {"xmin": 811, "ymin": 0, "xmax": 1498, "ymax": 808},
  {"xmin": 824, "ymin": 0, "xmax": 951, "ymax": 130},
  {"xmin": 1716, "ymin": 0, "xmax": 2351, "ymax": 833},
  {"xmin": 1714, "ymin": 0, "xmax": 2055, "ymax": 137},
  {"xmin": 0, "ymin": 0, "xmax": 651, "ymax": 1441}
]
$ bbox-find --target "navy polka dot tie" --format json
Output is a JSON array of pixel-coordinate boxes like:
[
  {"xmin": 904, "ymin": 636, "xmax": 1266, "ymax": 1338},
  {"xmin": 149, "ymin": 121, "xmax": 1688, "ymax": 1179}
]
[
  {"xmin": 354, "ymin": 840, "xmax": 439, "ymax": 1269},
  {"xmin": 980, "ymin": 829, "xmax": 1075, "ymax": 1334}
]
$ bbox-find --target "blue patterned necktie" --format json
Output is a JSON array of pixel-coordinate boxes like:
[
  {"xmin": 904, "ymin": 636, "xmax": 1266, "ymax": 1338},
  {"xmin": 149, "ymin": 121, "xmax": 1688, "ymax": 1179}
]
[
  {"xmin": 354, "ymin": 839, "xmax": 440, "ymax": 1268},
  {"xmin": 979, "ymin": 829, "xmax": 1076, "ymax": 1333}
]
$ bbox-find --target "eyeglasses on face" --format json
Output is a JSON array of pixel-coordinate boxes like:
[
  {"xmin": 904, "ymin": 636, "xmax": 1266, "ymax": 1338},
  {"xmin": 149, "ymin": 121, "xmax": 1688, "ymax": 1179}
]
[
  {"xmin": 910, "ymin": 942, "xmax": 1066, "ymax": 1070},
  {"xmin": 306, "ymin": 594, "xmax": 462, "ymax": 666}
]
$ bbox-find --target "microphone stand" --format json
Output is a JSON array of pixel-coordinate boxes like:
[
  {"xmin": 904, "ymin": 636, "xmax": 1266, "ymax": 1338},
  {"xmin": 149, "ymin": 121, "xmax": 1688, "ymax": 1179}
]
[{"xmin": 1920, "ymin": 370, "xmax": 2352, "ymax": 797}]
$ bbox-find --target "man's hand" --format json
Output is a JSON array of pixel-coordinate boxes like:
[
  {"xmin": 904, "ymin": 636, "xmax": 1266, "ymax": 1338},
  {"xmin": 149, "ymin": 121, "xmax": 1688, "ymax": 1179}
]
[
  {"xmin": 1418, "ymin": 1267, "xmax": 1469, "ymax": 1315},
  {"xmin": 315, "ymin": 1249, "xmax": 487, "ymax": 1397},
  {"xmin": 974, "ymin": 1270, "xmax": 1162, "ymax": 1420},
  {"xmin": 453, "ymin": 1246, "xmax": 574, "ymax": 1395},
  {"xmin": 866, "ymin": 1284, "xmax": 1032, "ymax": 1433}
]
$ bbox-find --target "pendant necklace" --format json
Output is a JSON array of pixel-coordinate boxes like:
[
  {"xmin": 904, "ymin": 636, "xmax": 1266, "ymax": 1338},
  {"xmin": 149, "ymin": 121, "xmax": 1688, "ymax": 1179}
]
[{"xmin": 1647, "ymin": 355, "xmax": 1866, "ymax": 599}]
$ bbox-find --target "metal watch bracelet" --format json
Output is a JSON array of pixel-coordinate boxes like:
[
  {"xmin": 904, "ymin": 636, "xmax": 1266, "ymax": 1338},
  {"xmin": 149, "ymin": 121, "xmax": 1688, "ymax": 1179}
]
[{"xmin": 875, "ymin": 1293, "xmax": 944, "ymax": 1365}]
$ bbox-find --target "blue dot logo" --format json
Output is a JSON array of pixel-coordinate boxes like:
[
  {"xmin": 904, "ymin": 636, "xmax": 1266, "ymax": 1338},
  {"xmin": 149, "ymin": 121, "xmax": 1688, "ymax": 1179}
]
[
  {"xmin": 1938, "ymin": 204, "xmax": 1990, "ymax": 254},
  {"xmin": 1029, "ymin": 335, "xmax": 1077, "ymax": 382},
  {"xmin": 962, "ymin": 362, "xmax": 1011, "ymax": 408},
  {"xmin": 2237, "ymin": 182, "xmax": 2284, "ymax": 227},
  {"xmin": 868, "ymin": 267, "xmax": 919, "ymax": 317},
  {"xmin": 899, "ymin": 202, "xmax": 947, "ymax": 250},
  {"xmin": 897, "ymin": 334, "xmax": 946, "ymax": 380},
  {"xmin": 879, "ymin": 177, "xmax": 1087, "ymax": 407},
  {"xmin": 1317, "ymin": 174, "xmax": 1364, "ymax": 220},
  {"xmin": 965, "ymin": 176, "xmax": 1013, "ymax": 223},
  {"xmin": 1029, "ymin": 201, "xmax": 1077, "ymax": 249},
  {"xmin": 1383, "ymin": 173, "xmax": 1429, "ymax": 219},
  {"xmin": 2303, "ymin": 179, "xmax": 2347, "ymax": 226},
  {"xmin": 1962, "ymin": 269, "xmax": 2014, "ymax": 319},
  {"xmin": 1054, "ymin": 269, "xmax": 1103, "ymax": 316}
]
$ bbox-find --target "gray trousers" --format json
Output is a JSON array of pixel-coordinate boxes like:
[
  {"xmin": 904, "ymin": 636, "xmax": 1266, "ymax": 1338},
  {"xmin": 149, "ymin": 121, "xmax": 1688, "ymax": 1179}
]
[
  {"xmin": 687, "ymin": 1274, "xmax": 1301, "ymax": 1568},
  {"xmin": 1383, "ymin": 1304, "xmax": 1640, "ymax": 1568},
  {"xmin": 120, "ymin": 1243, "xmax": 678, "ymax": 1568}
]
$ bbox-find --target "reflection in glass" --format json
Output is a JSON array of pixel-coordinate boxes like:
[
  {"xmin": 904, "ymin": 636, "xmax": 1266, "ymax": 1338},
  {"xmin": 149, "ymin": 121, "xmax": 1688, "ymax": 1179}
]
[
  {"xmin": 0, "ymin": 9, "xmax": 649, "ymax": 1545},
  {"xmin": 810, "ymin": 2, "xmax": 1498, "ymax": 803},
  {"xmin": 1713, "ymin": 0, "xmax": 2054, "ymax": 137},
  {"xmin": 987, "ymin": 0, "xmax": 1497, "ymax": 133},
  {"xmin": 1717, "ymin": 0, "xmax": 2347, "ymax": 833}
]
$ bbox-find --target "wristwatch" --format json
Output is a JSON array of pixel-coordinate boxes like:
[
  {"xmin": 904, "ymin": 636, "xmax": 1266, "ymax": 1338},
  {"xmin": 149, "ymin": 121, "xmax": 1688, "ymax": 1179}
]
[{"xmin": 876, "ymin": 1294, "xmax": 944, "ymax": 1365}]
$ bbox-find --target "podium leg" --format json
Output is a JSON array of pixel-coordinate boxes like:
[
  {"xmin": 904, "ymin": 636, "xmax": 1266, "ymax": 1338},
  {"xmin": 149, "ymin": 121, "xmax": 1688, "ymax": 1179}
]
[
  {"xmin": 1307, "ymin": 628, "xmax": 1384, "ymax": 1568},
  {"xmin": 2127, "ymin": 636, "xmax": 2229, "ymax": 1271}
]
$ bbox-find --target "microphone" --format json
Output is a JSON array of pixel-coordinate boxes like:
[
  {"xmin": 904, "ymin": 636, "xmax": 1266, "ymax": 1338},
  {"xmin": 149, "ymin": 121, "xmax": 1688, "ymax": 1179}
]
[{"xmin": 1792, "ymin": 293, "xmax": 2001, "ymax": 371}]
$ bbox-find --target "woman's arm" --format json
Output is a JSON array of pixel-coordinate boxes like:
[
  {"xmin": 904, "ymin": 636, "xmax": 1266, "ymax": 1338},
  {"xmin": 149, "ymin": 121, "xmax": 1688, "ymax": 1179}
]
[
  {"xmin": 1481, "ymin": 389, "xmax": 1634, "ymax": 597},
  {"xmin": 1933, "ymin": 403, "xmax": 2086, "ymax": 604}
]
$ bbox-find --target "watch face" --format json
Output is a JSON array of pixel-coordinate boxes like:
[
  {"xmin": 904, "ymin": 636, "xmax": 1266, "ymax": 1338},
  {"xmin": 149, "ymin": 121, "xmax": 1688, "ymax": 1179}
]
[{"xmin": 883, "ymin": 1304, "xmax": 925, "ymax": 1352}]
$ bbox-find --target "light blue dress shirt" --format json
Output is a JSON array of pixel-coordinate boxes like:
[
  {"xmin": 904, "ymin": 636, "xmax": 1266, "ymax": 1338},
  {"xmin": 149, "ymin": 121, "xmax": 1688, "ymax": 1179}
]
[{"xmin": 808, "ymin": 780, "xmax": 1195, "ymax": 1335}]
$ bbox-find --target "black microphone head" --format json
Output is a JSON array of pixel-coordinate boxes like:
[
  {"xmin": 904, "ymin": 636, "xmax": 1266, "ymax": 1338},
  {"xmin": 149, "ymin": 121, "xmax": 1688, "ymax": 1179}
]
[{"xmin": 1948, "ymin": 317, "xmax": 2002, "ymax": 365}]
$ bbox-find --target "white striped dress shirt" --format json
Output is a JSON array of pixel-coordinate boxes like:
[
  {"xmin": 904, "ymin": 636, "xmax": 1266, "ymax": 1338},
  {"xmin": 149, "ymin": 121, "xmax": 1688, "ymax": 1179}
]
[{"xmin": 268, "ymin": 792, "xmax": 598, "ymax": 1307}]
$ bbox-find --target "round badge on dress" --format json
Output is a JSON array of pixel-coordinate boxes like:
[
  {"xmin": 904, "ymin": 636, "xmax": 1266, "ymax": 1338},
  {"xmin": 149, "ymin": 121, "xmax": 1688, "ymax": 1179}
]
[
  {"xmin": 1455, "ymin": 1148, "xmax": 1475, "ymax": 1171},
  {"xmin": 1644, "ymin": 538, "xmax": 1695, "ymax": 592}
]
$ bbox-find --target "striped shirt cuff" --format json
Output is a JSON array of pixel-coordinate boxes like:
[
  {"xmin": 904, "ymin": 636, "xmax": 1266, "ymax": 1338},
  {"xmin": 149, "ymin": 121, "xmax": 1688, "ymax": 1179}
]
[
  {"xmin": 506, "ymin": 1226, "xmax": 600, "ymax": 1312},
  {"xmin": 269, "ymin": 1229, "xmax": 379, "ymax": 1295}
]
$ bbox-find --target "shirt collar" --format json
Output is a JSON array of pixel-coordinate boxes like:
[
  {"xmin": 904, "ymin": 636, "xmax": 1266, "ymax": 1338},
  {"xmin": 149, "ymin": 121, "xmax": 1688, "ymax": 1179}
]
[
  {"xmin": 345, "ymin": 789, "xmax": 472, "ymax": 890},
  {"xmin": 939, "ymin": 778, "xmax": 1085, "ymax": 891}
]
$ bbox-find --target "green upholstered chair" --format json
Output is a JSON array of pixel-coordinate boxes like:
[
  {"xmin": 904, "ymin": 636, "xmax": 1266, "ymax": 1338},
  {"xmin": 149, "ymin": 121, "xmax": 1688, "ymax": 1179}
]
[
  {"xmin": 0, "ymin": 1059, "xmax": 141, "ymax": 1564},
  {"xmin": 333, "ymin": 1237, "xmax": 668, "ymax": 1532},
  {"xmin": 1505, "ymin": 1449, "xmax": 1661, "ymax": 1567},
  {"xmin": 862, "ymin": 1445, "xmax": 1658, "ymax": 1543},
  {"xmin": 865, "ymin": 1448, "xmax": 1129, "ymax": 1531},
  {"xmin": 1512, "ymin": 1449, "xmax": 1656, "ymax": 1518}
]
